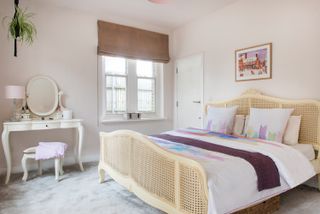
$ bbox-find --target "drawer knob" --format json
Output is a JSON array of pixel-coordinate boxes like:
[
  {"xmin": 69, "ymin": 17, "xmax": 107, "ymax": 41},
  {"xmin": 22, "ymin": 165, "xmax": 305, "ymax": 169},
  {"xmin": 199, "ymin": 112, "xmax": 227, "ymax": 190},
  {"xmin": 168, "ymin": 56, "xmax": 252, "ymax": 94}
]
[{"xmin": 46, "ymin": 125, "xmax": 48, "ymax": 127}]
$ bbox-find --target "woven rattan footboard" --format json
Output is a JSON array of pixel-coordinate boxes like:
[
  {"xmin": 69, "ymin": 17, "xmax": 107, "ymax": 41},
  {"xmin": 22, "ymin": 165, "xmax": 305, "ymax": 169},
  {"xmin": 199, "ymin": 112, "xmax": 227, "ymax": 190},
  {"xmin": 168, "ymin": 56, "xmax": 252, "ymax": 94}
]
[{"xmin": 99, "ymin": 130, "xmax": 208, "ymax": 214}]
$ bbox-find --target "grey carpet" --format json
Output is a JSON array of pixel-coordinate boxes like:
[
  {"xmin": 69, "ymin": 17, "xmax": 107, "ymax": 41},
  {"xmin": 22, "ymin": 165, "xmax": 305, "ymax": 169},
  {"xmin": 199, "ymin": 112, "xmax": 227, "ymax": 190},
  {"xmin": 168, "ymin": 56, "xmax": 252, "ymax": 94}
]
[{"xmin": 0, "ymin": 163, "xmax": 319, "ymax": 214}]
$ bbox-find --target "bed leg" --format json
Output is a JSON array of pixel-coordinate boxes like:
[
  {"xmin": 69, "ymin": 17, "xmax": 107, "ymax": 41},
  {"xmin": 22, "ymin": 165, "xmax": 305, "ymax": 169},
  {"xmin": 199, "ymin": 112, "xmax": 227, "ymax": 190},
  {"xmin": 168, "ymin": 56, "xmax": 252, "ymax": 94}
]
[{"xmin": 98, "ymin": 165, "xmax": 105, "ymax": 183}]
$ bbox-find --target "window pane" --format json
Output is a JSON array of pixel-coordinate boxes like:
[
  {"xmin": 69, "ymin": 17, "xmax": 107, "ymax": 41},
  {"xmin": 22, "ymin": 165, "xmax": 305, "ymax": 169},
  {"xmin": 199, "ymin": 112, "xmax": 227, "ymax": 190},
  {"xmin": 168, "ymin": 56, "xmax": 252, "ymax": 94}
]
[
  {"xmin": 106, "ymin": 89, "xmax": 112, "ymax": 112},
  {"xmin": 104, "ymin": 56, "xmax": 126, "ymax": 75},
  {"xmin": 106, "ymin": 76, "xmax": 126, "ymax": 89},
  {"xmin": 137, "ymin": 78, "xmax": 154, "ymax": 90},
  {"xmin": 138, "ymin": 79, "xmax": 155, "ymax": 112},
  {"xmin": 114, "ymin": 89, "xmax": 126, "ymax": 112},
  {"xmin": 138, "ymin": 91, "xmax": 154, "ymax": 112},
  {"xmin": 106, "ymin": 89, "xmax": 126, "ymax": 112},
  {"xmin": 136, "ymin": 60, "xmax": 154, "ymax": 77},
  {"xmin": 106, "ymin": 76, "xmax": 126, "ymax": 113}
]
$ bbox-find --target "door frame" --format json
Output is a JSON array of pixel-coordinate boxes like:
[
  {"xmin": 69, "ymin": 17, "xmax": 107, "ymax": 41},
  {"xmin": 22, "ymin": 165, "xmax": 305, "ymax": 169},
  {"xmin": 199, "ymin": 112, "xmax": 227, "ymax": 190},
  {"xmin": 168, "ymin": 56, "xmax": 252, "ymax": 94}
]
[{"xmin": 174, "ymin": 52, "xmax": 204, "ymax": 129}]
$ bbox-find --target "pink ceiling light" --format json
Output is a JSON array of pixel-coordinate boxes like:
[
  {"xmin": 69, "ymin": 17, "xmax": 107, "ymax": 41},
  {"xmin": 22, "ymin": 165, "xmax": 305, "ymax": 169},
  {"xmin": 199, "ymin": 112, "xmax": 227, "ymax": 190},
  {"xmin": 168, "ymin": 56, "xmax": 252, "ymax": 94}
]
[{"xmin": 148, "ymin": 0, "xmax": 170, "ymax": 4}]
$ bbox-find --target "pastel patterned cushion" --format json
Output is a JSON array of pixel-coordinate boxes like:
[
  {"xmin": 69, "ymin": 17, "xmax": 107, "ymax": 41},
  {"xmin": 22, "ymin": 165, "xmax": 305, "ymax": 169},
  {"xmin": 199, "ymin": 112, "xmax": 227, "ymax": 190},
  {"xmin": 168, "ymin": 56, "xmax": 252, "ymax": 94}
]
[
  {"xmin": 206, "ymin": 106, "xmax": 238, "ymax": 134},
  {"xmin": 246, "ymin": 108, "xmax": 293, "ymax": 143}
]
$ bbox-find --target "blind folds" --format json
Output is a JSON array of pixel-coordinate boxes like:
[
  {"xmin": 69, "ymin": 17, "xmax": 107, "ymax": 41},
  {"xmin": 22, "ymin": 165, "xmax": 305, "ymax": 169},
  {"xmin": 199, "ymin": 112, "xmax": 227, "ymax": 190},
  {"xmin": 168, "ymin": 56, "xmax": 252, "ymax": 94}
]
[{"xmin": 97, "ymin": 20, "xmax": 170, "ymax": 63}]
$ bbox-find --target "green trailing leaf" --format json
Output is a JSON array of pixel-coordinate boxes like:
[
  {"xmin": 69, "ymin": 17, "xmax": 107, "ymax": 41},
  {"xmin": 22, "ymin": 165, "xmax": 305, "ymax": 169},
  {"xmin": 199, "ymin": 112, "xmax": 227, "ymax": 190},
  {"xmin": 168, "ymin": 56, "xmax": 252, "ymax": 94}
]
[{"xmin": 7, "ymin": 6, "xmax": 37, "ymax": 45}]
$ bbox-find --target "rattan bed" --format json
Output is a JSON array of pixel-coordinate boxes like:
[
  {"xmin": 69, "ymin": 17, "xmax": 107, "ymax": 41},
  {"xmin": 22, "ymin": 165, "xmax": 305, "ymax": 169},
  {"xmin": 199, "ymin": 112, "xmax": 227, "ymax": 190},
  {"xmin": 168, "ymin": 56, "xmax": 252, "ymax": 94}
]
[{"xmin": 99, "ymin": 89, "xmax": 320, "ymax": 214}]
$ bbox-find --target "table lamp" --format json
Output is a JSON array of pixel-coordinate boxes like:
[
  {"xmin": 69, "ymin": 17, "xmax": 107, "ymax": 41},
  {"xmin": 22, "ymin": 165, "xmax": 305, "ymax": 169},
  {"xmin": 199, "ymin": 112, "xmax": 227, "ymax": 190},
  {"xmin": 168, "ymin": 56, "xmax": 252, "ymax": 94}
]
[{"xmin": 5, "ymin": 85, "xmax": 25, "ymax": 121}]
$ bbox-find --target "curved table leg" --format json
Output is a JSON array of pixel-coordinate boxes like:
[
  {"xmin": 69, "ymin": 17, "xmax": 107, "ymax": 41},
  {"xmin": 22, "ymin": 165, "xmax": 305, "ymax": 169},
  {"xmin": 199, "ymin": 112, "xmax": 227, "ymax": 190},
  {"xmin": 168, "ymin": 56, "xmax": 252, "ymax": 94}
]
[
  {"xmin": 2, "ymin": 127, "xmax": 11, "ymax": 184},
  {"xmin": 21, "ymin": 155, "xmax": 28, "ymax": 181},
  {"xmin": 77, "ymin": 124, "xmax": 84, "ymax": 171}
]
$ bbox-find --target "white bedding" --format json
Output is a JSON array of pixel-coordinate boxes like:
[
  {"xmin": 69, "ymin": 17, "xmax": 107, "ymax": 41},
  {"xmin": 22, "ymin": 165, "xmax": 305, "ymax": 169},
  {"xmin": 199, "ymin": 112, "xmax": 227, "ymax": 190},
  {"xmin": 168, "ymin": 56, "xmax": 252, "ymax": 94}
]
[
  {"xmin": 290, "ymin": 144, "xmax": 315, "ymax": 161},
  {"xmin": 151, "ymin": 129, "xmax": 316, "ymax": 214}
]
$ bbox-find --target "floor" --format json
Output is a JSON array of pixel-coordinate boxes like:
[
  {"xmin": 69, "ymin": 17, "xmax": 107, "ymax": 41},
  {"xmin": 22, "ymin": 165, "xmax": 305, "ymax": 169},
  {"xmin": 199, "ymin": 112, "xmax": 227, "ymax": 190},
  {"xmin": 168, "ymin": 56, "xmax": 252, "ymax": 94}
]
[{"xmin": 0, "ymin": 162, "xmax": 319, "ymax": 214}]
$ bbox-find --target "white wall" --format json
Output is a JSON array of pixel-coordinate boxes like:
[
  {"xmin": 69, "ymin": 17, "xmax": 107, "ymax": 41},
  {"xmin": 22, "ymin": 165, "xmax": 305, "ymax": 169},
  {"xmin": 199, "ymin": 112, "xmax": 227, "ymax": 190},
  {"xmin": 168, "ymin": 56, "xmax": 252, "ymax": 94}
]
[
  {"xmin": 173, "ymin": 0, "xmax": 320, "ymax": 103},
  {"xmin": 0, "ymin": 0, "xmax": 174, "ymax": 174},
  {"xmin": 2, "ymin": 0, "xmax": 319, "ymax": 176}
]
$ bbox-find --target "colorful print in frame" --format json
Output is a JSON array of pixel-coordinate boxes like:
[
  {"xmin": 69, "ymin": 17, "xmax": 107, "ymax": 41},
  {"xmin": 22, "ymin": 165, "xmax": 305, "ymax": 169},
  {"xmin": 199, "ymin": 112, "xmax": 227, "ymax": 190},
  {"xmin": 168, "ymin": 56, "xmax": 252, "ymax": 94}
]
[{"xmin": 235, "ymin": 43, "xmax": 272, "ymax": 81}]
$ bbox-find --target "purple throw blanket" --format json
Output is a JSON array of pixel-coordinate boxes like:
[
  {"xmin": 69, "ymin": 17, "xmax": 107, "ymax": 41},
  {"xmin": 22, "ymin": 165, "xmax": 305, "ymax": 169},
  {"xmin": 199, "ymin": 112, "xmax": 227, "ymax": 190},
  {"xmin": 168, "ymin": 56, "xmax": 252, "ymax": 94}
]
[{"xmin": 152, "ymin": 134, "xmax": 280, "ymax": 191}]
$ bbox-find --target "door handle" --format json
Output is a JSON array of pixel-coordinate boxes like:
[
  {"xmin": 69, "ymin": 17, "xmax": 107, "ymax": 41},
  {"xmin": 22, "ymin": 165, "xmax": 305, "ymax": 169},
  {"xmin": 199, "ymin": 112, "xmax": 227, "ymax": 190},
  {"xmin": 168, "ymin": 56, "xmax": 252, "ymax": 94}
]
[{"xmin": 193, "ymin": 101, "xmax": 201, "ymax": 104}]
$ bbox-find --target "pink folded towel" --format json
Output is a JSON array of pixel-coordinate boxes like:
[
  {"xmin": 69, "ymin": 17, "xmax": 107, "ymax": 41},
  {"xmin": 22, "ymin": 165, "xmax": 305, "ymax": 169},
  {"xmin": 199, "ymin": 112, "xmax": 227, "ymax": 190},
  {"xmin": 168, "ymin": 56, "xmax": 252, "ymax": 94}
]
[{"xmin": 35, "ymin": 142, "xmax": 68, "ymax": 160}]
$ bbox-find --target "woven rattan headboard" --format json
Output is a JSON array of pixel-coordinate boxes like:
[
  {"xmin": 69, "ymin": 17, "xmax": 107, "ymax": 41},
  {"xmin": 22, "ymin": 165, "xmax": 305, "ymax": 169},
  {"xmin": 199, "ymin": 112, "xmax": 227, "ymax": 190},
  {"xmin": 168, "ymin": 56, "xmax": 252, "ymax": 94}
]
[{"xmin": 206, "ymin": 89, "xmax": 320, "ymax": 150}]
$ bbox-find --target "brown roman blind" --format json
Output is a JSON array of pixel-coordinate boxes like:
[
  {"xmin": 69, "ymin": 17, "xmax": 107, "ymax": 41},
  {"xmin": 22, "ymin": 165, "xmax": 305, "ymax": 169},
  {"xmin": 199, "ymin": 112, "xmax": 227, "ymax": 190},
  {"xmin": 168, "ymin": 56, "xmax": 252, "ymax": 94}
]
[{"xmin": 97, "ymin": 20, "xmax": 170, "ymax": 63}]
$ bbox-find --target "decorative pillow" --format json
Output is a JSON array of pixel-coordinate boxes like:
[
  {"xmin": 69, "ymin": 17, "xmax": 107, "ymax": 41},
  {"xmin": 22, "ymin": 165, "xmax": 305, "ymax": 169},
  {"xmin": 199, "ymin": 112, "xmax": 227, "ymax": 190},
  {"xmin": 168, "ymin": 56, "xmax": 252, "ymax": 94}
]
[
  {"xmin": 232, "ymin": 115, "xmax": 245, "ymax": 136},
  {"xmin": 283, "ymin": 115, "xmax": 302, "ymax": 145},
  {"xmin": 245, "ymin": 108, "xmax": 294, "ymax": 143},
  {"xmin": 245, "ymin": 115, "xmax": 301, "ymax": 144},
  {"xmin": 206, "ymin": 106, "xmax": 238, "ymax": 134}
]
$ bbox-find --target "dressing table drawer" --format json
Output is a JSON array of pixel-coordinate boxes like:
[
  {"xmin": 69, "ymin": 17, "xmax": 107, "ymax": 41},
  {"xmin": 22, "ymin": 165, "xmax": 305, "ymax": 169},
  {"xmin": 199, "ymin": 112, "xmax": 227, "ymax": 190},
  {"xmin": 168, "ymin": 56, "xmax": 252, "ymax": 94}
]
[{"xmin": 32, "ymin": 122, "xmax": 60, "ymax": 130}]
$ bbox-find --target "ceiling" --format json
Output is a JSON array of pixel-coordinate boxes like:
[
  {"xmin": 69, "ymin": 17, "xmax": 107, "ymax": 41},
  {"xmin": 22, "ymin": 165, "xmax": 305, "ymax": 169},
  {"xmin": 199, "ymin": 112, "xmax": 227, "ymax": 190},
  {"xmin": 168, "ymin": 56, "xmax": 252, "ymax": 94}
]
[{"xmin": 36, "ymin": 0, "xmax": 239, "ymax": 31}]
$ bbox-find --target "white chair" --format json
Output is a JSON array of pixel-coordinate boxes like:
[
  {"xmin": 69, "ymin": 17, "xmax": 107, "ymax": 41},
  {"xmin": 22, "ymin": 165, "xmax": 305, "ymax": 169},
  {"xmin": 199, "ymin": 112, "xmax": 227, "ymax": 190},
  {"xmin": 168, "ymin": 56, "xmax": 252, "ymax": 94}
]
[{"xmin": 21, "ymin": 147, "xmax": 64, "ymax": 181}]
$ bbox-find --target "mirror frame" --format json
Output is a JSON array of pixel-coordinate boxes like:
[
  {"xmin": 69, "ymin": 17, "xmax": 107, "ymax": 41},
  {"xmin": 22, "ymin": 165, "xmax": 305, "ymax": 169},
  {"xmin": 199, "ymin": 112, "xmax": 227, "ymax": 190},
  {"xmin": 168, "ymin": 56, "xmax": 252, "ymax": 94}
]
[{"xmin": 26, "ymin": 76, "xmax": 59, "ymax": 117}]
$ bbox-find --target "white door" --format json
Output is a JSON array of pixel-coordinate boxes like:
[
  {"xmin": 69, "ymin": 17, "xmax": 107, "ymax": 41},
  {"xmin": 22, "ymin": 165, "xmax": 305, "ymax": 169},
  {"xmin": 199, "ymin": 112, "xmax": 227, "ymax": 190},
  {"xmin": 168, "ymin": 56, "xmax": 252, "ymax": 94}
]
[{"xmin": 175, "ymin": 54, "xmax": 203, "ymax": 129}]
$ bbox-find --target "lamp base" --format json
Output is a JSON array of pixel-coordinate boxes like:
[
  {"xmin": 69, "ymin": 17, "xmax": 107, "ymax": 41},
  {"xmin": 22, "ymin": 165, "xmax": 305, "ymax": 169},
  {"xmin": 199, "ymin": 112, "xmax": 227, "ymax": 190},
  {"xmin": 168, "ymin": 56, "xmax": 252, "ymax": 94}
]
[
  {"xmin": 9, "ymin": 112, "xmax": 21, "ymax": 122},
  {"xmin": 9, "ymin": 99, "xmax": 21, "ymax": 122}
]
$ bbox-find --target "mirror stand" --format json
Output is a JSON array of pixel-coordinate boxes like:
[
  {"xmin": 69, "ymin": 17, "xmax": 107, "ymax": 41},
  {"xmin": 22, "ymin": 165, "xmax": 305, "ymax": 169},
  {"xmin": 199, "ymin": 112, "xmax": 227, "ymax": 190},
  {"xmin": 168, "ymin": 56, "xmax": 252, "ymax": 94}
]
[{"xmin": 58, "ymin": 91, "xmax": 66, "ymax": 111}]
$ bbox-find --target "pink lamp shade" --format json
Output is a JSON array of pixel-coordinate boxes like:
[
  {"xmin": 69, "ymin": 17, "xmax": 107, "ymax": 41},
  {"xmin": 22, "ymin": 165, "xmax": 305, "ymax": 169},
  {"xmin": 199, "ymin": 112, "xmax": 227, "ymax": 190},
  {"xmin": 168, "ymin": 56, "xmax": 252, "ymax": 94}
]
[{"xmin": 5, "ymin": 85, "xmax": 25, "ymax": 99}]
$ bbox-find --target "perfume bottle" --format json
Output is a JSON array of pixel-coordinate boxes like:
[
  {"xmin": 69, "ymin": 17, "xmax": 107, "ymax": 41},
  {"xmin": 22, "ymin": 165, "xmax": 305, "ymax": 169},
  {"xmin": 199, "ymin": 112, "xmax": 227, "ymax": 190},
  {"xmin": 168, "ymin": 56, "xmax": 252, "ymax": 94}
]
[
  {"xmin": 25, "ymin": 104, "xmax": 30, "ymax": 114},
  {"xmin": 21, "ymin": 104, "xmax": 31, "ymax": 121}
]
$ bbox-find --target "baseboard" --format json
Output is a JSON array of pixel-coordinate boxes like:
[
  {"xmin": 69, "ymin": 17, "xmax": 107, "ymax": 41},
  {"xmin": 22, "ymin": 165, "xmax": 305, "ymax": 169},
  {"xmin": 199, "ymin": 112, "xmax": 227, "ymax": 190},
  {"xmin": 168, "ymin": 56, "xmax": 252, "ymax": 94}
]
[{"xmin": 0, "ymin": 154, "xmax": 99, "ymax": 176}]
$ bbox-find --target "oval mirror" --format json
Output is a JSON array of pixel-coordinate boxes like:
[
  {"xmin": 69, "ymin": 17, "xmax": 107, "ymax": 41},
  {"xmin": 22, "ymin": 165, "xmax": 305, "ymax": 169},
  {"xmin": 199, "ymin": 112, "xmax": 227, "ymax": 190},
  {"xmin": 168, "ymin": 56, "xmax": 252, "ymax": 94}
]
[{"xmin": 26, "ymin": 76, "xmax": 59, "ymax": 117}]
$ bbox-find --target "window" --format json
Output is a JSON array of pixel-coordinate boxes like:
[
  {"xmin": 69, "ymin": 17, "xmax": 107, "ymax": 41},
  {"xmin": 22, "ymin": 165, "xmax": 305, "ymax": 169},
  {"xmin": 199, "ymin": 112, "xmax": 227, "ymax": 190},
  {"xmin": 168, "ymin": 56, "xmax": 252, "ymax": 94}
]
[
  {"xmin": 137, "ymin": 60, "xmax": 156, "ymax": 112},
  {"xmin": 100, "ymin": 56, "xmax": 163, "ymax": 122}
]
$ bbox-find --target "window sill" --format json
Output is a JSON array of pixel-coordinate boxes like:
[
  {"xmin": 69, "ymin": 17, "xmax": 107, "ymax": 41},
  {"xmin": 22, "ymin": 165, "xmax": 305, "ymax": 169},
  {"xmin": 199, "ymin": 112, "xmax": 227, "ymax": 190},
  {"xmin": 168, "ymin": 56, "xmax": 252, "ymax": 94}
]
[{"xmin": 101, "ymin": 117, "xmax": 166, "ymax": 124}]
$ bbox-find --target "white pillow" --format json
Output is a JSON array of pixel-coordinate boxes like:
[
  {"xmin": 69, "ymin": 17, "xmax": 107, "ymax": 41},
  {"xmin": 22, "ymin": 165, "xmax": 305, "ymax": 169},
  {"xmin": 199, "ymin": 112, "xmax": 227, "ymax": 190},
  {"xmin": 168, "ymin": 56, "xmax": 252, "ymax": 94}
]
[
  {"xmin": 283, "ymin": 115, "xmax": 301, "ymax": 145},
  {"xmin": 246, "ymin": 108, "xmax": 293, "ymax": 143},
  {"xmin": 232, "ymin": 115, "xmax": 245, "ymax": 136},
  {"xmin": 206, "ymin": 106, "xmax": 238, "ymax": 134}
]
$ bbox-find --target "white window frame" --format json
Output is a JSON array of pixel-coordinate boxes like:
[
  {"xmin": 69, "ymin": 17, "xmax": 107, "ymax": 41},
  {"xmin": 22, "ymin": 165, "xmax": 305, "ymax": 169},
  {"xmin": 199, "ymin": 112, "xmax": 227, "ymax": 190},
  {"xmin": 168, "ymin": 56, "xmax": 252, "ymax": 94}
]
[{"xmin": 98, "ymin": 56, "xmax": 164, "ymax": 123}]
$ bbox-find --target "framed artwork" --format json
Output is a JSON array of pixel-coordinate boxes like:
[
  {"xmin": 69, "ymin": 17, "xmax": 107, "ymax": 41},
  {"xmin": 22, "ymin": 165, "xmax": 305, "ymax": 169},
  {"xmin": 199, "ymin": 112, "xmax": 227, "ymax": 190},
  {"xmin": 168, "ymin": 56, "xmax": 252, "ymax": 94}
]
[{"xmin": 235, "ymin": 43, "xmax": 272, "ymax": 82}]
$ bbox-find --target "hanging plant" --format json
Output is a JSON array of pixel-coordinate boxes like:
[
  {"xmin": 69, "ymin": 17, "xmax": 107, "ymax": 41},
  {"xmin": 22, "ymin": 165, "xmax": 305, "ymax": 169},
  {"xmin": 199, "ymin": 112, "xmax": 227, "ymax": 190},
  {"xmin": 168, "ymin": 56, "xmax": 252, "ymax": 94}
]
[{"xmin": 3, "ymin": 0, "xmax": 37, "ymax": 57}]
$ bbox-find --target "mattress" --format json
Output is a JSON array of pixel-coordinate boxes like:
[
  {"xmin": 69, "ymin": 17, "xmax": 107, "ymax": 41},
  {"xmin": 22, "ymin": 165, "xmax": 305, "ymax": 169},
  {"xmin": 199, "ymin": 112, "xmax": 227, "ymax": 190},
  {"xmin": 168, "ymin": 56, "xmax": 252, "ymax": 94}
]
[
  {"xmin": 150, "ymin": 128, "xmax": 316, "ymax": 214},
  {"xmin": 290, "ymin": 143, "xmax": 316, "ymax": 161}
]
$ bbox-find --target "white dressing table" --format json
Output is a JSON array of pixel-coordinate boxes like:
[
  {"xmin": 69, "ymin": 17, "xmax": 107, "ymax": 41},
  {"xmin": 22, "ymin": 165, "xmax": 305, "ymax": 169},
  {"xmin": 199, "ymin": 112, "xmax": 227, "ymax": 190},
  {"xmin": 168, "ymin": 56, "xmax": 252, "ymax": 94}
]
[
  {"xmin": 2, "ymin": 119, "xmax": 84, "ymax": 184},
  {"xmin": 2, "ymin": 76, "xmax": 84, "ymax": 184}
]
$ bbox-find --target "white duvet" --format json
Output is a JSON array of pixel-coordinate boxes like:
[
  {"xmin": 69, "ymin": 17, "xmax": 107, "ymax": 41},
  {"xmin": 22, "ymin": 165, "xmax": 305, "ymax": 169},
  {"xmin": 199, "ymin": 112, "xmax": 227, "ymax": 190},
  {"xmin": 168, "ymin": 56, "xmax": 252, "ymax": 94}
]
[{"xmin": 150, "ymin": 129, "xmax": 316, "ymax": 214}]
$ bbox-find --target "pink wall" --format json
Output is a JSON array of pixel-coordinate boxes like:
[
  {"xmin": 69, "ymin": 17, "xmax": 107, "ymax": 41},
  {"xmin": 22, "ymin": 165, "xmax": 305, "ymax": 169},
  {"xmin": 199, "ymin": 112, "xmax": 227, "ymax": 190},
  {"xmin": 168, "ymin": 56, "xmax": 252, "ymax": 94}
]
[
  {"xmin": 0, "ymin": 0, "xmax": 174, "ymax": 174},
  {"xmin": 173, "ymin": 0, "xmax": 320, "ymax": 102}
]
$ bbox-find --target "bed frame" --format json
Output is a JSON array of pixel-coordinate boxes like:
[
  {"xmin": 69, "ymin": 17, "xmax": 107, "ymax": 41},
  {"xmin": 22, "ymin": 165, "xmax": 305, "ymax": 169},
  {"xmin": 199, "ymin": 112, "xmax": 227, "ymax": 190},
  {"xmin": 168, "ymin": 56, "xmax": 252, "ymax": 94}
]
[{"xmin": 98, "ymin": 89, "xmax": 320, "ymax": 214}]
